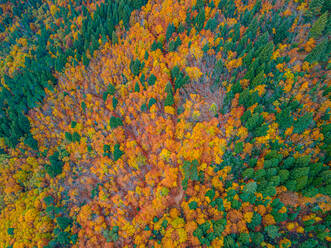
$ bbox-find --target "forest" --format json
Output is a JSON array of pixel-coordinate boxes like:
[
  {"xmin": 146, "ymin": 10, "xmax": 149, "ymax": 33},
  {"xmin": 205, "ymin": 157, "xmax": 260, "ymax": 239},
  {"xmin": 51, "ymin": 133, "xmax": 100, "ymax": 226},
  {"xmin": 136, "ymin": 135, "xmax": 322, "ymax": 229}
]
[{"xmin": 0, "ymin": 0, "xmax": 330, "ymax": 247}]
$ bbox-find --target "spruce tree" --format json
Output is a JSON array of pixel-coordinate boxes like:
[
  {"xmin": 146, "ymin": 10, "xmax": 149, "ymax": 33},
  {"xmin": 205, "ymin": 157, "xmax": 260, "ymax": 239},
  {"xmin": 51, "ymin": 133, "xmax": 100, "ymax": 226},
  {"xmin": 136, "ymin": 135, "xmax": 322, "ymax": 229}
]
[{"xmin": 310, "ymin": 12, "xmax": 328, "ymax": 38}]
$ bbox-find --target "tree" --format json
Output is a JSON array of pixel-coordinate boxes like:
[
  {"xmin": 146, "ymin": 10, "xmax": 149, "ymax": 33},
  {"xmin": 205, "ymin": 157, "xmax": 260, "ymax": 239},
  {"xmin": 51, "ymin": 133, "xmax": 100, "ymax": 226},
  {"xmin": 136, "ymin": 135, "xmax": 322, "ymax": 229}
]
[
  {"xmin": 113, "ymin": 144, "xmax": 124, "ymax": 161},
  {"xmin": 166, "ymin": 23, "xmax": 176, "ymax": 41},
  {"xmin": 164, "ymin": 84, "xmax": 174, "ymax": 106},
  {"xmin": 195, "ymin": 9, "xmax": 205, "ymax": 31},
  {"xmin": 247, "ymin": 212, "xmax": 262, "ymax": 230},
  {"xmin": 112, "ymin": 31, "xmax": 118, "ymax": 44},
  {"xmin": 110, "ymin": 116, "xmax": 123, "ymax": 129},
  {"xmin": 305, "ymin": 39, "xmax": 328, "ymax": 63},
  {"xmin": 45, "ymin": 151, "xmax": 64, "ymax": 178},
  {"xmin": 238, "ymin": 233, "xmax": 250, "ymax": 245},
  {"xmin": 130, "ymin": 59, "xmax": 143, "ymax": 76},
  {"xmin": 306, "ymin": 0, "xmax": 325, "ymax": 17},
  {"xmin": 309, "ymin": 12, "xmax": 328, "ymax": 38},
  {"xmin": 148, "ymin": 74, "xmax": 156, "ymax": 86},
  {"xmin": 24, "ymin": 135, "xmax": 38, "ymax": 150},
  {"xmin": 135, "ymin": 82, "xmax": 140, "ymax": 92},
  {"xmin": 56, "ymin": 217, "xmax": 73, "ymax": 231},
  {"xmin": 103, "ymin": 226, "xmax": 119, "ymax": 242}
]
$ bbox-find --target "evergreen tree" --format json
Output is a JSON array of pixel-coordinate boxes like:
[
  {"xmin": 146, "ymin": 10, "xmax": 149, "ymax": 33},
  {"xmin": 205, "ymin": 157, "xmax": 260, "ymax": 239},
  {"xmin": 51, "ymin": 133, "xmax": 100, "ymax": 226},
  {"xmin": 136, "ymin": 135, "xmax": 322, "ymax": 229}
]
[
  {"xmin": 109, "ymin": 116, "xmax": 123, "ymax": 129},
  {"xmin": 306, "ymin": 0, "xmax": 325, "ymax": 17},
  {"xmin": 166, "ymin": 23, "xmax": 176, "ymax": 41},
  {"xmin": 112, "ymin": 30, "xmax": 118, "ymax": 44},
  {"xmin": 195, "ymin": 9, "xmax": 205, "ymax": 31},
  {"xmin": 310, "ymin": 12, "xmax": 328, "ymax": 38},
  {"xmin": 113, "ymin": 144, "xmax": 124, "ymax": 161},
  {"xmin": 45, "ymin": 151, "xmax": 64, "ymax": 178}
]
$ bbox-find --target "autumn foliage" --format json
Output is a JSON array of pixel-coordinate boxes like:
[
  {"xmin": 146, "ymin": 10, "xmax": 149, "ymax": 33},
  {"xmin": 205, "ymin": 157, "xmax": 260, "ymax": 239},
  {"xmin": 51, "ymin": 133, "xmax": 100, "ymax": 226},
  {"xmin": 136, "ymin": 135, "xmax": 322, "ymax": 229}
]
[{"xmin": 0, "ymin": 0, "xmax": 330, "ymax": 247}]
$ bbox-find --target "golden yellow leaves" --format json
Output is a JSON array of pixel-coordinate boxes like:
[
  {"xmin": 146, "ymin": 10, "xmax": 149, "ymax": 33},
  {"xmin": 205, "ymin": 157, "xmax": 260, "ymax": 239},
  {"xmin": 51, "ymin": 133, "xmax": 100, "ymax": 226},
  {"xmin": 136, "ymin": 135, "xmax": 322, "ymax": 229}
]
[
  {"xmin": 4, "ymin": 0, "xmax": 329, "ymax": 246},
  {"xmin": 150, "ymin": 104, "xmax": 157, "ymax": 120},
  {"xmin": 286, "ymin": 222, "xmax": 300, "ymax": 232},
  {"xmin": 160, "ymin": 148, "xmax": 171, "ymax": 162},
  {"xmin": 211, "ymin": 137, "xmax": 226, "ymax": 164},
  {"xmin": 263, "ymin": 214, "xmax": 276, "ymax": 226},
  {"xmin": 226, "ymin": 18, "xmax": 238, "ymax": 26},
  {"xmin": 0, "ymin": 190, "xmax": 52, "ymax": 248},
  {"xmin": 256, "ymin": 204, "xmax": 267, "ymax": 216},
  {"xmin": 284, "ymin": 70, "xmax": 294, "ymax": 83},
  {"xmin": 225, "ymin": 57, "xmax": 242, "ymax": 71},
  {"xmin": 223, "ymin": 199, "xmax": 232, "ymax": 211},
  {"xmin": 254, "ymin": 84, "xmax": 266, "ymax": 96},
  {"xmin": 24, "ymin": 208, "xmax": 39, "ymax": 224},
  {"xmin": 177, "ymin": 227, "xmax": 188, "ymax": 243},
  {"xmin": 164, "ymin": 106, "xmax": 175, "ymax": 115},
  {"xmin": 280, "ymin": 238, "xmax": 292, "ymax": 248},
  {"xmin": 212, "ymin": 237, "xmax": 224, "ymax": 247},
  {"xmin": 272, "ymin": 49, "xmax": 281, "ymax": 60},
  {"xmin": 192, "ymin": 110, "xmax": 201, "ymax": 120},
  {"xmin": 244, "ymin": 212, "xmax": 254, "ymax": 223},
  {"xmin": 4, "ymin": 42, "xmax": 30, "ymax": 76},
  {"xmin": 155, "ymin": 24, "xmax": 163, "ymax": 35},
  {"xmin": 297, "ymin": 1, "xmax": 308, "ymax": 12},
  {"xmin": 255, "ymin": 134, "xmax": 271, "ymax": 145},
  {"xmin": 190, "ymin": 43, "xmax": 203, "ymax": 61},
  {"xmin": 237, "ymin": 126, "xmax": 248, "ymax": 140},
  {"xmin": 212, "ymin": 176, "xmax": 224, "ymax": 192},
  {"xmin": 283, "ymin": 8, "xmax": 292, "ymax": 17},
  {"xmin": 122, "ymin": 222, "xmax": 135, "ymax": 238},
  {"xmin": 185, "ymin": 67, "xmax": 202, "ymax": 81},
  {"xmin": 209, "ymin": 103, "xmax": 218, "ymax": 115}
]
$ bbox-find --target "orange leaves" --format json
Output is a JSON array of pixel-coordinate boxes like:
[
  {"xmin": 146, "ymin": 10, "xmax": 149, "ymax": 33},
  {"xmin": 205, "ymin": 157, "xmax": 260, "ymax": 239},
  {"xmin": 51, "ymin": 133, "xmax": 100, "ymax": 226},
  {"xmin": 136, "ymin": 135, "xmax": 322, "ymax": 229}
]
[
  {"xmin": 2, "ymin": 0, "xmax": 328, "ymax": 247},
  {"xmin": 145, "ymin": 169, "xmax": 161, "ymax": 186},
  {"xmin": 227, "ymin": 208, "xmax": 244, "ymax": 224},
  {"xmin": 303, "ymin": 38, "xmax": 316, "ymax": 53},
  {"xmin": 280, "ymin": 238, "xmax": 292, "ymax": 248},
  {"xmin": 0, "ymin": 189, "xmax": 52, "ymax": 247},
  {"xmin": 285, "ymin": 126, "xmax": 294, "ymax": 136},
  {"xmin": 256, "ymin": 204, "xmax": 267, "ymax": 216},
  {"xmin": 263, "ymin": 214, "xmax": 276, "ymax": 226},
  {"xmin": 160, "ymin": 167, "xmax": 178, "ymax": 188},
  {"xmin": 212, "ymin": 176, "xmax": 224, "ymax": 192},
  {"xmin": 77, "ymin": 205, "xmax": 92, "ymax": 224},
  {"xmin": 255, "ymin": 84, "xmax": 266, "ymax": 96},
  {"xmin": 225, "ymin": 56, "xmax": 242, "ymax": 71},
  {"xmin": 237, "ymin": 126, "xmax": 248, "ymax": 140}
]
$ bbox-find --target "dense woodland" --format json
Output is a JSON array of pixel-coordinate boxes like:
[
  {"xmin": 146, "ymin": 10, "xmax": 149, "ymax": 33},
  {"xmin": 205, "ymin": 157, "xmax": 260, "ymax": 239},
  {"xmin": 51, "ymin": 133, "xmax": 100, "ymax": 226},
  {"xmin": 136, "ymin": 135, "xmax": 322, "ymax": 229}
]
[{"xmin": 0, "ymin": 0, "xmax": 330, "ymax": 247}]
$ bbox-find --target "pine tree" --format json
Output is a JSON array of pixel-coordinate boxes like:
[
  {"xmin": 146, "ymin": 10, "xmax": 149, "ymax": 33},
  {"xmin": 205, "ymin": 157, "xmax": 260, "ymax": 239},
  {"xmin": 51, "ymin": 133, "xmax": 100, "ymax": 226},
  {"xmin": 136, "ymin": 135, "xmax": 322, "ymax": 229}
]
[
  {"xmin": 148, "ymin": 98, "xmax": 157, "ymax": 109},
  {"xmin": 148, "ymin": 74, "xmax": 156, "ymax": 86},
  {"xmin": 164, "ymin": 91, "xmax": 175, "ymax": 106},
  {"xmin": 112, "ymin": 31, "xmax": 118, "ymax": 44},
  {"xmin": 109, "ymin": 116, "xmax": 123, "ymax": 129},
  {"xmin": 166, "ymin": 23, "xmax": 176, "ymax": 41},
  {"xmin": 195, "ymin": 9, "xmax": 205, "ymax": 31},
  {"xmin": 45, "ymin": 151, "xmax": 64, "ymax": 178},
  {"xmin": 310, "ymin": 12, "xmax": 328, "ymax": 38},
  {"xmin": 306, "ymin": 0, "xmax": 325, "ymax": 17},
  {"xmin": 113, "ymin": 144, "xmax": 124, "ymax": 161},
  {"xmin": 135, "ymin": 82, "xmax": 140, "ymax": 92},
  {"xmin": 130, "ymin": 59, "xmax": 143, "ymax": 76}
]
